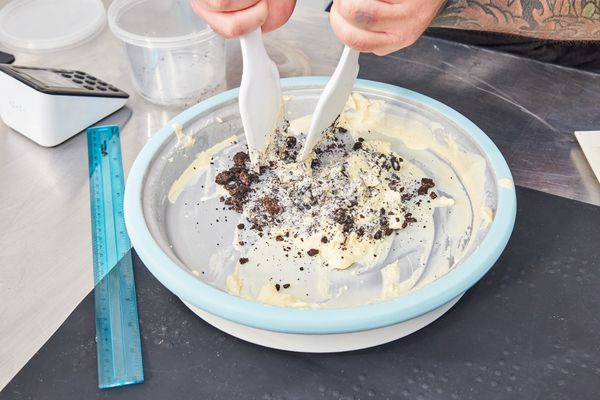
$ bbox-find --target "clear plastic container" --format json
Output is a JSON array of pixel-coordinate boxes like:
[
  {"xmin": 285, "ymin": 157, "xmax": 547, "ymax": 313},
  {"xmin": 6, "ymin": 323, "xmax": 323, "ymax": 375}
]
[
  {"xmin": 0, "ymin": 0, "xmax": 106, "ymax": 53},
  {"xmin": 107, "ymin": 0, "xmax": 226, "ymax": 106}
]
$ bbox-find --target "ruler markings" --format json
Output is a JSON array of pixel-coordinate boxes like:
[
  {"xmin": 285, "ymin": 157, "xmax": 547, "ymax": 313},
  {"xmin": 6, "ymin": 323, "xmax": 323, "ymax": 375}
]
[{"xmin": 87, "ymin": 125, "xmax": 144, "ymax": 389}]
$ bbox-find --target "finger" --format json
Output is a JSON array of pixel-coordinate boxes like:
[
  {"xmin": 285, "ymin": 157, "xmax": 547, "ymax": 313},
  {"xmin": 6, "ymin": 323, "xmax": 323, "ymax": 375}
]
[
  {"xmin": 262, "ymin": 0, "xmax": 296, "ymax": 33},
  {"xmin": 334, "ymin": 0, "xmax": 405, "ymax": 32},
  {"xmin": 335, "ymin": 0, "xmax": 444, "ymax": 33},
  {"xmin": 192, "ymin": 0, "xmax": 268, "ymax": 38},
  {"xmin": 191, "ymin": 0, "xmax": 259, "ymax": 12},
  {"xmin": 330, "ymin": 3, "xmax": 396, "ymax": 53}
]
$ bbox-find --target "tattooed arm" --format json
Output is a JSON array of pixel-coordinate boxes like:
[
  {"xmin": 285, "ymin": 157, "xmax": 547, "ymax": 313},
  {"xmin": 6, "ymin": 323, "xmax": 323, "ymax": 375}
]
[
  {"xmin": 329, "ymin": 0, "xmax": 600, "ymax": 55},
  {"xmin": 432, "ymin": 0, "xmax": 600, "ymax": 40}
]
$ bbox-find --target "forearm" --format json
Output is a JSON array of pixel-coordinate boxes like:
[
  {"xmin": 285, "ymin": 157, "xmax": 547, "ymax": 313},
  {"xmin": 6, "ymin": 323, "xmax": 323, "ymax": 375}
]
[{"xmin": 432, "ymin": 0, "xmax": 600, "ymax": 40}]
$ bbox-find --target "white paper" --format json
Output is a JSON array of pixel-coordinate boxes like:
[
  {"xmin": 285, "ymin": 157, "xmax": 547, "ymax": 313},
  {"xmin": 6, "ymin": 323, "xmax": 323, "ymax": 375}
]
[{"xmin": 575, "ymin": 131, "xmax": 600, "ymax": 184}]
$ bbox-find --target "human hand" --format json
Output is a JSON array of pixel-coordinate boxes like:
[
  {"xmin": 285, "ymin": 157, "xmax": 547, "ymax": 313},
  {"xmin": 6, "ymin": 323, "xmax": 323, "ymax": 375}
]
[
  {"xmin": 191, "ymin": 0, "xmax": 296, "ymax": 38},
  {"xmin": 330, "ymin": 0, "xmax": 447, "ymax": 55}
]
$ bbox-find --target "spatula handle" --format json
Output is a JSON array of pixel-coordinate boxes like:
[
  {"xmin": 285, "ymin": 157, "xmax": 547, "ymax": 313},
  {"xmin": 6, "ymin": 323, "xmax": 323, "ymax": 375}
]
[{"xmin": 240, "ymin": 28, "xmax": 269, "ymax": 74}]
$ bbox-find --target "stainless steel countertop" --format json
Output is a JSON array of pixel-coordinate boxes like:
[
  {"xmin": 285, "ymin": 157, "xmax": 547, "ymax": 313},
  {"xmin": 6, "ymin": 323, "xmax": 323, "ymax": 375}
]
[{"xmin": 1, "ymin": 0, "xmax": 599, "ymax": 391}]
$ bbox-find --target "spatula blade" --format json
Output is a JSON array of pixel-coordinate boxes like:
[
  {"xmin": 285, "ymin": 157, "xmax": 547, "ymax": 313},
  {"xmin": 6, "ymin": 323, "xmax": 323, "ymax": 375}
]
[
  {"xmin": 239, "ymin": 29, "xmax": 283, "ymax": 165},
  {"xmin": 299, "ymin": 46, "xmax": 359, "ymax": 161}
]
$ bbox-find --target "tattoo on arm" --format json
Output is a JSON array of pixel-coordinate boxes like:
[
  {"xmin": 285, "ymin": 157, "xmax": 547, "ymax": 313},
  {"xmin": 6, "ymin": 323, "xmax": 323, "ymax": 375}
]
[{"xmin": 432, "ymin": 0, "xmax": 600, "ymax": 40}]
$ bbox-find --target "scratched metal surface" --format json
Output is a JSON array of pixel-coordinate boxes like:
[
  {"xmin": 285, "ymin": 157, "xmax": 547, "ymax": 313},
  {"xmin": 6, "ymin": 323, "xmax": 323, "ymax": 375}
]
[
  {"xmin": 1, "ymin": 0, "xmax": 600, "ymax": 391},
  {"xmin": 358, "ymin": 38, "xmax": 600, "ymax": 207}
]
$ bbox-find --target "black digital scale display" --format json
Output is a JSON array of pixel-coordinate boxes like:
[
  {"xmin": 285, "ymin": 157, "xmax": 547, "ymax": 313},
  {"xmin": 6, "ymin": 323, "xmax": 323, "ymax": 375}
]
[{"xmin": 0, "ymin": 64, "xmax": 128, "ymax": 98}]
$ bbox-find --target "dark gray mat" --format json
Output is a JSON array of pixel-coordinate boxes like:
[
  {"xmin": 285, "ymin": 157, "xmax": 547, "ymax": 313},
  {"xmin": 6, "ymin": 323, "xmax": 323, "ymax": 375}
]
[{"xmin": 2, "ymin": 186, "xmax": 599, "ymax": 400}]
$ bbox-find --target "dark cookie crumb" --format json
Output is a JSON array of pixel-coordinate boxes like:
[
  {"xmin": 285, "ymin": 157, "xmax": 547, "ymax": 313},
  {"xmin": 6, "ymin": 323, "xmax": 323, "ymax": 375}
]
[
  {"xmin": 261, "ymin": 195, "xmax": 282, "ymax": 216},
  {"xmin": 418, "ymin": 178, "xmax": 435, "ymax": 195},
  {"xmin": 283, "ymin": 283, "xmax": 290, "ymax": 289},
  {"xmin": 237, "ymin": 223, "xmax": 245, "ymax": 229},
  {"xmin": 239, "ymin": 171, "xmax": 252, "ymax": 186},
  {"xmin": 286, "ymin": 136, "xmax": 297, "ymax": 148},
  {"xmin": 239, "ymin": 257, "xmax": 249, "ymax": 264},
  {"xmin": 430, "ymin": 192, "xmax": 438, "ymax": 199},
  {"xmin": 321, "ymin": 236, "xmax": 328, "ymax": 244},
  {"xmin": 402, "ymin": 214, "xmax": 418, "ymax": 229},
  {"xmin": 275, "ymin": 283, "xmax": 281, "ymax": 291},
  {"xmin": 215, "ymin": 171, "xmax": 235, "ymax": 185},
  {"xmin": 307, "ymin": 249, "xmax": 319, "ymax": 257},
  {"xmin": 233, "ymin": 151, "xmax": 250, "ymax": 166}
]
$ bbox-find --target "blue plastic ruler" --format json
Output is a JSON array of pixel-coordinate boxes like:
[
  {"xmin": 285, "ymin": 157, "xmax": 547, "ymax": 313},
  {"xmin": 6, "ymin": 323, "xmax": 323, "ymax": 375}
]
[{"xmin": 87, "ymin": 125, "xmax": 144, "ymax": 389}]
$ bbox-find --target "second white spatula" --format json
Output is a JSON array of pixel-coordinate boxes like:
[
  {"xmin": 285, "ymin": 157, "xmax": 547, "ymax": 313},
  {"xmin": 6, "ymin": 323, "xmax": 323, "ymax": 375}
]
[{"xmin": 298, "ymin": 46, "xmax": 360, "ymax": 161}]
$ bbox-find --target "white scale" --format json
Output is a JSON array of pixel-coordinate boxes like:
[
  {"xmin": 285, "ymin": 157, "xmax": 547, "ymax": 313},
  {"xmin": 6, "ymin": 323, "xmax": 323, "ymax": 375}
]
[{"xmin": 0, "ymin": 65, "xmax": 129, "ymax": 147}]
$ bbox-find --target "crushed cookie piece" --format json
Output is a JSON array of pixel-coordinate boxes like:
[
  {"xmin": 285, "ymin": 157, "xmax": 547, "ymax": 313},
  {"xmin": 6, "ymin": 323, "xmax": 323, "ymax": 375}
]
[
  {"xmin": 215, "ymin": 171, "xmax": 235, "ymax": 185},
  {"xmin": 307, "ymin": 249, "xmax": 319, "ymax": 257},
  {"xmin": 390, "ymin": 156, "xmax": 401, "ymax": 171},
  {"xmin": 238, "ymin": 170, "xmax": 251, "ymax": 186},
  {"xmin": 239, "ymin": 257, "xmax": 249, "ymax": 264},
  {"xmin": 333, "ymin": 208, "xmax": 352, "ymax": 226},
  {"xmin": 321, "ymin": 236, "xmax": 328, "ymax": 244},
  {"xmin": 430, "ymin": 191, "xmax": 438, "ymax": 199},
  {"xmin": 402, "ymin": 214, "xmax": 418, "ymax": 229},
  {"xmin": 225, "ymin": 181, "xmax": 249, "ymax": 197},
  {"xmin": 275, "ymin": 283, "xmax": 281, "ymax": 291},
  {"xmin": 286, "ymin": 136, "xmax": 297, "ymax": 148},
  {"xmin": 283, "ymin": 283, "xmax": 290, "ymax": 289},
  {"xmin": 275, "ymin": 235, "xmax": 284, "ymax": 241},
  {"xmin": 233, "ymin": 151, "xmax": 249, "ymax": 166},
  {"xmin": 418, "ymin": 178, "xmax": 435, "ymax": 195},
  {"xmin": 237, "ymin": 223, "xmax": 245, "ymax": 229},
  {"xmin": 261, "ymin": 196, "xmax": 281, "ymax": 216}
]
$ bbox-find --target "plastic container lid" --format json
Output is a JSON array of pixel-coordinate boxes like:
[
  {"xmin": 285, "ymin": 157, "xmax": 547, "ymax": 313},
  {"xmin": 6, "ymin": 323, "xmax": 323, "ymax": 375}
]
[
  {"xmin": 108, "ymin": 0, "xmax": 217, "ymax": 48},
  {"xmin": 0, "ymin": 0, "xmax": 106, "ymax": 53}
]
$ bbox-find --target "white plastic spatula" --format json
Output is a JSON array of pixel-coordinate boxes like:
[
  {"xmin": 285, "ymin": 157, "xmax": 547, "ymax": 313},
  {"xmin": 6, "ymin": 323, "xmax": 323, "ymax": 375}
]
[
  {"xmin": 239, "ymin": 28, "xmax": 282, "ymax": 165},
  {"xmin": 298, "ymin": 46, "xmax": 360, "ymax": 161}
]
